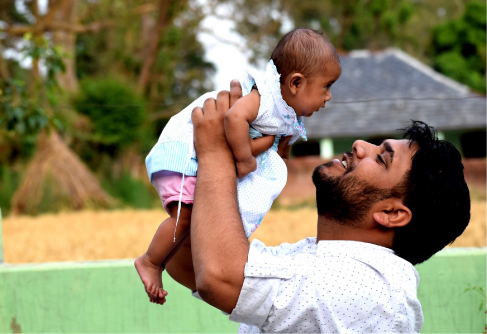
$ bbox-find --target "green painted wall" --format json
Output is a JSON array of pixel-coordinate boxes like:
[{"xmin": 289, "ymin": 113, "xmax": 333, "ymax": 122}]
[
  {"xmin": 416, "ymin": 247, "xmax": 486, "ymax": 333},
  {"xmin": 0, "ymin": 260, "xmax": 238, "ymax": 333},
  {"xmin": 0, "ymin": 248, "xmax": 485, "ymax": 333}
]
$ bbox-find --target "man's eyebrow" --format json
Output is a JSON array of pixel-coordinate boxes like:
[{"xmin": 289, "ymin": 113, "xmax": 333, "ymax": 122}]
[{"xmin": 383, "ymin": 141, "xmax": 395, "ymax": 164}]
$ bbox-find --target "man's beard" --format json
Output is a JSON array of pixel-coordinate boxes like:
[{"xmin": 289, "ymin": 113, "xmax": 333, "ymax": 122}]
[{"xmin": 312, "ymin": 164, "xmax": 394, "ymax": 226}]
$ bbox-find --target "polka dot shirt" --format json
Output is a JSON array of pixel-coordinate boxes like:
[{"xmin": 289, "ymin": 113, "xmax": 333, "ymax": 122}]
[{"xmin": 229, "ymin": 238, "xmax": 423, "ymax": 333}]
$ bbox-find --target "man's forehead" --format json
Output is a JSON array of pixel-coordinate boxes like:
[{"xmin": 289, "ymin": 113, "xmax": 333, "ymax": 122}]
[
  {"xmin": 381, "ymin": 139, "xmax": 414, "ymax": 150},
  {"xmin": 386, "ymin": 139, "xmax": 417, "ymax": 167}
]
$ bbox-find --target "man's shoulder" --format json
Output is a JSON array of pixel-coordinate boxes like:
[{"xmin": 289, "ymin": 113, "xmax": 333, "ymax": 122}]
[{"xmin": 315, "ymin": 240, "xmax": 420, "ymax": 291}]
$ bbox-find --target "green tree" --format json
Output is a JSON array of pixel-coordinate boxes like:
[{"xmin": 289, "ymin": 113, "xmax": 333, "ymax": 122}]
[
  {"xmin": 208, "ymin": 0, "xmax": 417, "ymax": 64},
  {"xmin": 206, "ymin": 0, "xmax": 475, "ymax": 67},
  {"xmin": 74, "ymin": 0, "xmax": 215, "ymax": 115},
  {"xmin": 73, "ymin": 78, "xmax": 148, "ymax": 164},
  {"xmin": 430, "ymin": 1, "xmax": 486, "ymax": 93},
  {"xmin": 0, "ymin": 35, "xmax": 64, "ymax": 163}
]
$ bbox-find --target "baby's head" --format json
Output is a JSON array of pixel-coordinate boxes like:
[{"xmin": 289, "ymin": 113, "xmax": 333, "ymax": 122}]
[{"xmin": 271, "ymin": 28, "xmax": 341, "ymax": 117}]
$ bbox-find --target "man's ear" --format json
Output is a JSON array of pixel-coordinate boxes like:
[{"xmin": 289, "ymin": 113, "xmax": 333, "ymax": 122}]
[
  {"xmin": 288, "ymin": 73, "xmax": 305, "ymax": 95},
  {"xmin": 372, "ymin": 198, "xmax": 412, "ymax": 229}
]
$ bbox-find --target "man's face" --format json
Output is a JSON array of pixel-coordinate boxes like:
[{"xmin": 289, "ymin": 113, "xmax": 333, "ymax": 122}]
[{"xmin": 313, "ymin": 139, "xmax": 417, "ymax": 224}]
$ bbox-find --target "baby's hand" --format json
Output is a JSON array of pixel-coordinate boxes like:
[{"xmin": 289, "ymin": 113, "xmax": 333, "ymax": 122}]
[
  {"xmin": 236, "ymin": 156, "xmax": 257, "ymax": 179},
  {"xmin": 277, "ymin": 136, "xmax": 292, "ymax": 161}
]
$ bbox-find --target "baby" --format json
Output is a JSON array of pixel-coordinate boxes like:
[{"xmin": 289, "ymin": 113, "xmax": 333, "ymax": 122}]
[{"xmin": 135, "ymin": 28, "xmax": 342, "ymax": 304}]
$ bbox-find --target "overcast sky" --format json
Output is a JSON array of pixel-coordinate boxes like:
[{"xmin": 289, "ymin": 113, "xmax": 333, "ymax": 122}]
[{"xmin": 197, "ymin": 14, "xmax": 257, "ymax": 90}]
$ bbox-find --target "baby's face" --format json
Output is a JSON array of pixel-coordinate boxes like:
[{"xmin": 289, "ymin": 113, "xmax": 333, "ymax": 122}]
[{"xmin": 291, "ymin": 62, "xmax": 341, "ymax": 117}]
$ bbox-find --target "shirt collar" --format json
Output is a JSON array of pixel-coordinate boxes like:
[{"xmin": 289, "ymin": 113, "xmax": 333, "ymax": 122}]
[{"xmin": 314, "ymin": 239, "xmax": 395, "ymax": 258}]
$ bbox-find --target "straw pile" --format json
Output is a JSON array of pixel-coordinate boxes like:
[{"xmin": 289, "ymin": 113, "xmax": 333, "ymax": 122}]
[{"xmin": 10, "ymin": 131, "xmax": 113, "ymax": 215}]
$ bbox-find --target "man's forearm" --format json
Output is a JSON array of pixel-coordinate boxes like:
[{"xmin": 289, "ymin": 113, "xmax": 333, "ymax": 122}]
[{"xmin": 191, "ymin": 90, "xmax": 250, "ymax": 314}]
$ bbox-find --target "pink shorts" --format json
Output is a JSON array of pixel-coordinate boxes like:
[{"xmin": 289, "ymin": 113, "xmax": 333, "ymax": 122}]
[{"xmin": 152, "ymin": 170, "xmax": 197, "ymax": 213}]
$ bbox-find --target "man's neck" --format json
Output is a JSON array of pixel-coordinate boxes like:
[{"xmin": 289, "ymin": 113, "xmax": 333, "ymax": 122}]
[{"xmin": 316, "ymin": 217, "xmax": 394, "ymax": 249}]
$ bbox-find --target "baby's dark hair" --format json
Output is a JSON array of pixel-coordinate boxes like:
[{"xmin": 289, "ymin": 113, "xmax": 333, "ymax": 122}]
[{"xmin": 270, "ymin": 28, "xmax": 340, "ymax": 83}]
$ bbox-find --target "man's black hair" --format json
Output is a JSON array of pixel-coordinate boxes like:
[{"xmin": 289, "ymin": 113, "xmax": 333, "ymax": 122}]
[{"xmin": 393, "ymin": 120, "xmax": 471, "ymax": 265}]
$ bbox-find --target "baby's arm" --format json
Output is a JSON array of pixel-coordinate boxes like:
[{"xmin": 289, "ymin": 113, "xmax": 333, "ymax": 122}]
[{"xmin": 224, "ymin": 89, "xmax": 261, "ymax": 178}]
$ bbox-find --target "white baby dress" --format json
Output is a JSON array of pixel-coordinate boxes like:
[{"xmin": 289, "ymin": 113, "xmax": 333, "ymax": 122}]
[{"xmin": 146, "ymin": 60, "xmax": 307, "ymax": 237}]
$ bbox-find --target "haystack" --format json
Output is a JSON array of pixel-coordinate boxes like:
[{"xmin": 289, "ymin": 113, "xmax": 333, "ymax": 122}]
[{"xmin": 11, "ymin": 131, "xmax": 113, "ymax": 215}]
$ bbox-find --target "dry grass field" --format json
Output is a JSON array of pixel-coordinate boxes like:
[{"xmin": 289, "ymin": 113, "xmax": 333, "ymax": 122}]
[{"xmin": 2, "ymin": 200, "xmax": 485, "ymax": 264}]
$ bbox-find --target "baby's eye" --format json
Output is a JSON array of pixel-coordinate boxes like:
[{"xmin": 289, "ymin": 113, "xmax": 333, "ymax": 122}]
[{"xmin": 324, "ymin": 85, "xmax": 331, "ymax": 91}]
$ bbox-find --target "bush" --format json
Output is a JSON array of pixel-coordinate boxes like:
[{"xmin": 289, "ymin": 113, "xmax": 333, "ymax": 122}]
[
  {"xmin": 74, "ymin": 78, "xmax": 148, "ymax": 155},
  {"xmin": 0, "ymin": 166, "xmax": 20, "ymax": 216},
  {"xmin": 102, "ymin": 172, "xmax": 158, "ymax": 209},
  {"xmin": 430, "ymin": 1, "xmax": 486, "ymax": 93}
]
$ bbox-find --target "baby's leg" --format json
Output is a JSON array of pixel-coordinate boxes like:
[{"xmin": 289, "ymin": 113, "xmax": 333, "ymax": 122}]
[
  {"xmin": 135, "ymin": 203, "xmax": 192, "ymax": 305},
  {"xmin": 135, "ymin": 170, "xmax": 196, "ymax": 305}
]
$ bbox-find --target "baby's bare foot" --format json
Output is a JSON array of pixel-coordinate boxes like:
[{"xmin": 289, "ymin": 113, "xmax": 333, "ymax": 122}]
[
  {"xmin": 236, "ymin": 157, "xmax": 256, "ymax": 179},
  {"xmin": 134, "ymin": 254, "xmax": 167, "ymax": 304}
]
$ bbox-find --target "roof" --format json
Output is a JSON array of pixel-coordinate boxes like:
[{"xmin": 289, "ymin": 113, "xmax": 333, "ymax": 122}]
[{"xmin": 304, "ymin": 49, "xmax": 486, "ymax": 139}]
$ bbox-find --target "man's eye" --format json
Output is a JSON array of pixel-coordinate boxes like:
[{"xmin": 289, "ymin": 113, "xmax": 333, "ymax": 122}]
[{"xmin": 376, "ymin": 154, "xmax": 386, "ymax": 166}]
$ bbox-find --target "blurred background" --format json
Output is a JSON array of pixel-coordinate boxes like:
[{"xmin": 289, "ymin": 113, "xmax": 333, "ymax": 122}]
[{"xmin": 0, "ymin": 0, "xmax": 485, "ymax": 263}]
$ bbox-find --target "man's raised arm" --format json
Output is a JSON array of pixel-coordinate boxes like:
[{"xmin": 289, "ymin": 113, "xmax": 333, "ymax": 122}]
[{"xmin": 190, "ymin": 81, "xmax": 250, "ymax": 314}]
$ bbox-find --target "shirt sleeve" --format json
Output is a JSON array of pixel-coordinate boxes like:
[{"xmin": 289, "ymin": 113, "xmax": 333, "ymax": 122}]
[{"xmin": 229, "ymin": 239, "xmax": 295, "ymax": 328}]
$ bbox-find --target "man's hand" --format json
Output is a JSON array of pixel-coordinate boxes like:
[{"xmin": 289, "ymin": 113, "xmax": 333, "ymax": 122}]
[{"xmin": 192, "ymin": 80, "xmax": 243, "ymax": 158}]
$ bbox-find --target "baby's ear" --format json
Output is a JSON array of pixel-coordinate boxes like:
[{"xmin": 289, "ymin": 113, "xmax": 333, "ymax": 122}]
[{"xmin": 288, "ymin": 73, "xmax": 305, "ymax": 94}]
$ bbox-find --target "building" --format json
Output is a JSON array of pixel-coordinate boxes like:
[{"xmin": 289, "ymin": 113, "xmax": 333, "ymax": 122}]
[{"xmin": 299, "ymin": 49, "xmax": 486, "ymax": 158}]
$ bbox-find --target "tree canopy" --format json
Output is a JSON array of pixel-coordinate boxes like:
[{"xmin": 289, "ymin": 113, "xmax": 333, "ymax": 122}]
[
  {"xmin": 0, "ymin": 0, "xmax": 484, "ymax": 214},
  {"xmin": 430, "ymin": 1, "xmax": 486, "ymax": 93}
]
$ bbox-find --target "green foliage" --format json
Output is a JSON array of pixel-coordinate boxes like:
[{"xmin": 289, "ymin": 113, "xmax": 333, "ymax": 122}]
[
  {"xmin": 22, "ymin": 33, "xmax": 66, "ymax": 90},
  {"xmin": 0, "ymin": 35, "xmax": 65, "ymax": 165},
  {"xmin": 0, "ymin": 166, "xmax": 20, "ymax": 216},
  {"xmin": 214, "ymin": 0, "xmax": 418, "ymax": 58},
  {"xmin": 102, "ymin": 172, "xmax": 158, "ymax": 209},
  {"xmin": 0, "ymin": 79, "xmax": 50, "ymax": 136},
  {"xmin": 397, "ymin": 2, "xmax": 414, "ymax": 24},
  {"xmin": 0, "ymin": 35, "xmax": 64, "ymax": 137},
  {"xmin": 73, "ymin": 1, "xmax": 214, "ymax": 114},
  {"xmin": 430, "ymin": 1, "xmax": 486, "ymax": 93},
  {"xmin": 211, "ymin": 0, "xmax": 474, "ymax": 67},
  {"xmin": 74, "ymin": 78, "xmax": 148, "ymax": 153},
  {"xmin": 463, "ymin": 284, "xmax": 486, "ymax": 313}
]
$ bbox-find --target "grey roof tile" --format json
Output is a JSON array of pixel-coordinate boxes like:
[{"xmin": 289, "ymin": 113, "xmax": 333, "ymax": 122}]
[{"xmin": 304, "ymin": 49, "xmax": 486, "ymax": 138}]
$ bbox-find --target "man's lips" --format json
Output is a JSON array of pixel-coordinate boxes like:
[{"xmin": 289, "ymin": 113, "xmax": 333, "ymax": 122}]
[
  {"xmin": 324, "ymin": 153, "xmax": 351, "ymax": 171},
  {"xmin": 330, "ymin": 158, "xmax": 346, "ymax": 170}
]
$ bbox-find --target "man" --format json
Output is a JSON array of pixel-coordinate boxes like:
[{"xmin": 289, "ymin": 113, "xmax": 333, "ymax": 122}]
[{"xmin": 165, "ymin": 81, "xmax": 470, "ymax": 333}]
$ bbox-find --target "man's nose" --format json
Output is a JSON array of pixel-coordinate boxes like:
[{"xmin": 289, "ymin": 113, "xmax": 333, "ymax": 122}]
[{"xmin": 352, "ymin": 140, "xmax": 377, "ymax": 159}]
